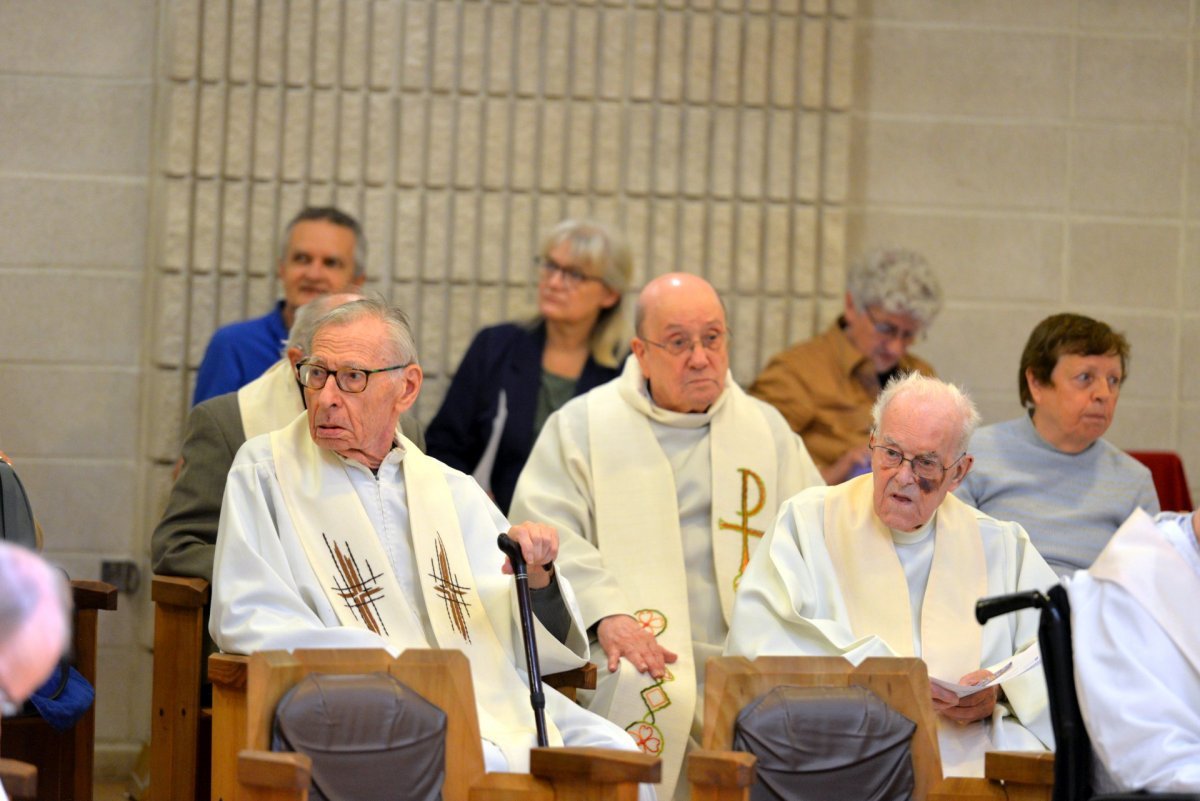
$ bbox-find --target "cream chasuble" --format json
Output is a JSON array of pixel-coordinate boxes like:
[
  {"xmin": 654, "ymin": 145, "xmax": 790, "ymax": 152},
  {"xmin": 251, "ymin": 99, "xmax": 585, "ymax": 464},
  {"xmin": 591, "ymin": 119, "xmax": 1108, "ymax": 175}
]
[
  {"xmin": 727, "ymin": 479, "xmax": 1057, "ymax": 777},
  {"xmin": 269, "ymin": 414, "xmax": 561, "ymax": 769},
  {"xmin": 238, "ymin": 359, "xmax": 302, "ymax": 439},
  {"xmin": 587, "ymin": 358, "xmax": 780, "ymax": 801},
  {"xmin": 824, "ymin": 474, "xmax": 987, "ymax": 682}
]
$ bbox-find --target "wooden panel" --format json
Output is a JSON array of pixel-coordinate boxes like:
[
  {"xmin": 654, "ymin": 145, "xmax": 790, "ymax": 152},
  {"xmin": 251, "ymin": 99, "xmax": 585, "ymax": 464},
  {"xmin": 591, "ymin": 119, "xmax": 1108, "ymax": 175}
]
[
  {"xmin": 150, "ymin": 592, "xmax": 205, "ymax": 801},
  {"xmin": 391, "ymin": 649, "xmax": 485, "ymax": 801}
]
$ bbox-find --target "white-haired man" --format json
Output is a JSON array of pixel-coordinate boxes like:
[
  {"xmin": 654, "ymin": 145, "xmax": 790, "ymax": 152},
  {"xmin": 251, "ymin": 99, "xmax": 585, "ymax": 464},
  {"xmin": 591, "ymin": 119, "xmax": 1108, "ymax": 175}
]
[
  {"xmin": 750, "ymin": 248, "xmax": 942, "ymax": 483},
  {"xmin": 511, "ymin": 273, "xmax": 823, "ymax": 799},
  {"xmin": 209, "ymin": 298, "xmax": 649, "ymax": 787},
  {"xmin": 728, "ymin": 373, "xmax": 1057, "ymax": 777}
]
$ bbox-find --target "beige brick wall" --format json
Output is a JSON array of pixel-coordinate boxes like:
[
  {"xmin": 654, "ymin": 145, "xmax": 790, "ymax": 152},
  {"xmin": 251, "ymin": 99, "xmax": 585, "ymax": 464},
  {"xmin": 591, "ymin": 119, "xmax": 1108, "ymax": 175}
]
[
  {"xmin": 151, "ymin": 1, "xmax": 851, "ymax": 440},
  {"xmin": 848, "ymin": 0, "xmax": 1200, "ymax": 503},
  {"xmin": 0, "ymin": 0, "xmax": 159, "ymax": 771}
]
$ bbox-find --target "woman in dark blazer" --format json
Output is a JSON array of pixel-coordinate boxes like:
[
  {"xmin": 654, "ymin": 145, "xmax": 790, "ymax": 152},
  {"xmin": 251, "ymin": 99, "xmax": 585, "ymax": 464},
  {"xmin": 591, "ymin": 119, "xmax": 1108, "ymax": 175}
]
[{"xmin": 425, "ymin": 219, "xmax": 633, "ymax": 514}]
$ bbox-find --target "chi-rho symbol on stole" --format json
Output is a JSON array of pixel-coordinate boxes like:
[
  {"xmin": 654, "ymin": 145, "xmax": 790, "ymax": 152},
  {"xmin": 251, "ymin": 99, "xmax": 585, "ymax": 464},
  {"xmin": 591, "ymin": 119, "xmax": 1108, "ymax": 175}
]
[
  {"xmin": 323, "ymin": 532, "xmax": 389, "ymax": 636},
  {"xmin": 717, "ymin": 467, "xmax": 766, "ymax": 589}
]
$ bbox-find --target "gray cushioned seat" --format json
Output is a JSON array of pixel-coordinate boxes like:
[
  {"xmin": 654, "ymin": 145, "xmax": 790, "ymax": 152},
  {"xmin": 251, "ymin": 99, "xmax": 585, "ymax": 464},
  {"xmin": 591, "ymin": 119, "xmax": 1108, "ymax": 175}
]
[
  {"xmin": 272, "ymin": 672, "xmax": 447, "ymax": 801},
  {"xmin": 733, "ymin": 685, "xmax": 916, "ymax": 801}
]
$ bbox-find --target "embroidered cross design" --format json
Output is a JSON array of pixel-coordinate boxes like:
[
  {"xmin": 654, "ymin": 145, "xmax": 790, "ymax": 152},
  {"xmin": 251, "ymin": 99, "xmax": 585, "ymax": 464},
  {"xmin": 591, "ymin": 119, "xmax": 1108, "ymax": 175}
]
[
  {"xmin": 717, "ymin": 467, "xmax": 767, "ymax": 589},
  {"xmin": 324, "ymin": 533, "xmax": 388, "ymax": 636},
  {"xmin": 428, "ymin": 533, "xmax": 473, "ymax": 642}
]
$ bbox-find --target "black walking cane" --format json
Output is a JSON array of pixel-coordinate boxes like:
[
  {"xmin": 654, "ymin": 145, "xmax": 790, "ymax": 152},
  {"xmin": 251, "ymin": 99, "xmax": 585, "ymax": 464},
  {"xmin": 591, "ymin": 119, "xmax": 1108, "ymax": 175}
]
[{"xmin": 497, "ymin": 533, "xmax": 550, "ymax": 748}]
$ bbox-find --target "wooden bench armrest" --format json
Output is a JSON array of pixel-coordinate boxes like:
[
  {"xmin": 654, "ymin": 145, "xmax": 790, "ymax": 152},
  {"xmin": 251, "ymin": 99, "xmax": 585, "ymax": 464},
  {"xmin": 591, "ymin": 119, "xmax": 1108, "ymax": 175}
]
[
  {"xmin": 929, "ymin": 776, "xmax": 1010, "ymax": 801},
  {"xmin": 984, "ymin": 751, "xmax": 1055, "ymax": 786},
  {"xmin": 687, "ymin": 750, "xmax": 756, "ymax": 788},
  {"xmin": 209, "ymin": 653, "xmax": 249, "ymax": 689},
  {"xmin": 0, "ymin": 757, "xmax": 38, "ymax": 800},
  {"xmin": 152, "ymin": 575, "xmax": 210, "ymax": 608},
  {"xmin": 530, "ymin": 747, "xmax": 660, "ymax": 784},
  {"xmin": 543, "ymin": 661, "xmax": 597, "ymax": 692},
  {"xmin": 237, "ymin": 750, "xmax": 311, "ymax": 790},
  {"xmin": 71, "ymin": 579, "xmax": 118, "ymax": 611}
]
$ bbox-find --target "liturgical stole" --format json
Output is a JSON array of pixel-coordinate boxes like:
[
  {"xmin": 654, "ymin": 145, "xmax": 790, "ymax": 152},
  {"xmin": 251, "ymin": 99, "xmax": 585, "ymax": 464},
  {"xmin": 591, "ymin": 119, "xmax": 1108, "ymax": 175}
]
[
  {"xmin": 823, "ymin": 475, "xmax": 987, "ymax": 685},
  {"xmin": 1090, "ymin": 508, "xmax": 1200, "ymax": 671},
  {"xmin": 238, "ymin": 360, "xmax": 303, "ymax": 440},
  {"xmin": 587, "ymin": 358, "xmax": 779, "ymax": 801},
  {"xmin": 270, "ymin": 414, "xmax": 560, "ymax": 770}
]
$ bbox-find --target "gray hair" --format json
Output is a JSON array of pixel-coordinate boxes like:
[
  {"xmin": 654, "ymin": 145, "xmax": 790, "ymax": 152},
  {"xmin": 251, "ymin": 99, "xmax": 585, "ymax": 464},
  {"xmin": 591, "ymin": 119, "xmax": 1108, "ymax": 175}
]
[
  {"xmin": 539, "ymin": 219, "xmax": 634, "ymax": 368},
  {"xmin": 280, "ymin": 206, "xmax": 367, "ymax": 279},
  {"xmin": 846, "ymin": 248, "xmax": 943, "ymax": 327},
  {"xmin": 871, "ymin": 372, "xmax": 980, "ymax": 455},
  {"xmin": 283, "ymin": 289, "xmax": 364, "ymax": 355},
  {"xmin": 0, "ymin": 542, "xmax": 71, "ymax": 648},
  {"xmin": 304, "ymin": 296, "xmax": 419, "ymax": 366}
]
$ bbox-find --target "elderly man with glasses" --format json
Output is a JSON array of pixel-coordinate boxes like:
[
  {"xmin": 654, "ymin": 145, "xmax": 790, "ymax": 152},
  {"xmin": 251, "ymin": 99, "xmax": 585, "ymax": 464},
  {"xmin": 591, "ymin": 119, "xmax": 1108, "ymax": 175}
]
[
  {"xmin": 208, "ymin": 298, "xmax": 652, "ymax": 787},
  {"xmin": 750, "ymin": 248, "xmax": 942, "ymax": 484},
  {"xmin": 728, "ymin": 372, "xmax": 1058, "ymax": 778},
  {"xmin": 510, "ymin": 273, "xmax": 823, "ymax": 800}
]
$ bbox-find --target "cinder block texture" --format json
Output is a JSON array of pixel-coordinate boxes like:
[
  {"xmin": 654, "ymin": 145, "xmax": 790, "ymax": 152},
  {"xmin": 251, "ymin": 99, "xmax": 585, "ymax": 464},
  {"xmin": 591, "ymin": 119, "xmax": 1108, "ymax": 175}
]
[{"xmin": 850, "ymin": 8, "xmax": 1198, "ymax": 501}]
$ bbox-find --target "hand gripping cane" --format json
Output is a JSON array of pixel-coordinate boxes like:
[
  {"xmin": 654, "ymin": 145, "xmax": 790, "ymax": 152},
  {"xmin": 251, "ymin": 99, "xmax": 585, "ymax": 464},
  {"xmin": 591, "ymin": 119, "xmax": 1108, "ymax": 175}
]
[{"xmin": 497, "ymin": 533, "xmax": 549, "ymax": 747}]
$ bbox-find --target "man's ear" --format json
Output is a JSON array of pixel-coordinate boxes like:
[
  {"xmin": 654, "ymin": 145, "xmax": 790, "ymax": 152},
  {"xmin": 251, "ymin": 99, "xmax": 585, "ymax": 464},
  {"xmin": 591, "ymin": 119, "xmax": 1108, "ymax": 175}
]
[
  {"xmin": 393, "ymin": 364, "xmax": 424, "ymax": 415},
  {"xmin": 630, "ymin": 337, "xmax": 649, "ymax": 373},
  {"xmin": 286, "ymin": 347, "xmax": 304, "ymax": 369},
  {"xmin": 946, "ymin": 454, "xmax": 973, "ymax": 492}
]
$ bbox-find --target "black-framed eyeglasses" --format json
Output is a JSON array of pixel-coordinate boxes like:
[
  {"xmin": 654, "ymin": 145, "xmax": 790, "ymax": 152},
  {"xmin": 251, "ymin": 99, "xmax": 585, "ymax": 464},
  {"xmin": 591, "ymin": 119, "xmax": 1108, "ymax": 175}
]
[
  {"xmin": 642, "ymin": 329, "xmax": 729, "ymax": 357},
  {"xmin": 864, "ymin": 307, "xmax": 922, "ymax": 344},
  {"xmin": 535, "ymin": 256, "xmax": 604, "ymax": 290},
  {"xmin": 869, "ymin": 439, "xmax": 964, "ymax": 482},
  {"xmin": 296, "ymin": 361, "xmax": 409, "ymax": 394}
]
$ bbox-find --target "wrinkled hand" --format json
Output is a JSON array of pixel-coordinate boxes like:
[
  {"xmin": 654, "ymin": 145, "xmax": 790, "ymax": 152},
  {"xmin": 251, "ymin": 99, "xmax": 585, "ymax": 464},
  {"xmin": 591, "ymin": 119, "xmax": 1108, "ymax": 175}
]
[
  {"xmin": 931, "ymin": 669, "xmax": 999, "ymax": 724},
  {"xmin": 501, "ymin": 521, "xmax": 558, "ymax": 589},
  {"xmin": 596, "ymin": 614, "xmax": 679, "ymax": 678}
]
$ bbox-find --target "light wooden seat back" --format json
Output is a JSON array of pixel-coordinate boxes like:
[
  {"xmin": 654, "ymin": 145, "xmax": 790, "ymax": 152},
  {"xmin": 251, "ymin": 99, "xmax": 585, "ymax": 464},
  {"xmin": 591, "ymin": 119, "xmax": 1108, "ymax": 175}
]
[
  {"xmin": 218, "ymin": 647, "xmax": 660, "ymax": 801},
  {"xmin": 693, "ymin": 656, "xmax": 1018, "ymax": 801}
]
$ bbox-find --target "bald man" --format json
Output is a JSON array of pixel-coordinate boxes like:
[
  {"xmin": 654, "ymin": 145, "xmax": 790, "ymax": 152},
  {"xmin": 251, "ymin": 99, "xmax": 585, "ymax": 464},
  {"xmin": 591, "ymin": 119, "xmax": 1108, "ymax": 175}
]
[
  {"xmin": 0, "ymin": 543, "xmax": 71, "ymax": 720},
  {"xmin": 511, "ymin": 273, "xmax": 823, "ymax": 799}
]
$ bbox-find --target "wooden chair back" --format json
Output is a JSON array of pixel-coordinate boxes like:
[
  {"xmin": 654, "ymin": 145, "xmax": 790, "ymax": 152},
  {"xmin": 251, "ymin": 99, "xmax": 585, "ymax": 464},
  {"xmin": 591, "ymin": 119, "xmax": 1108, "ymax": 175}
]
[
  {"xmin": 702, "ymin": 656, "xmax": 942, "ymax": 801},
  {"xmin": 220, "ymin": 647, "xmax": 659, "ymax": 801},
  {"xmin": 694, "ymin": 656, "xmax": 1016, "ymax": 801}
]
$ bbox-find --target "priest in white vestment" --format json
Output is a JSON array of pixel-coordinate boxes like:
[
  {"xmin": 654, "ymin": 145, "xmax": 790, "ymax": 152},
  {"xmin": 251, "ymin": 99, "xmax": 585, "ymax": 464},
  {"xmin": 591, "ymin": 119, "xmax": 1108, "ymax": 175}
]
[
  {"xmin": 510, "ymin": 273, "xmax": 824, "ymax": 799},
  {"xmin": 727, "ymin": 372, "xmax": 1057, "ymax": 778},
  {"xmin": 209, "ymin": 298, "xmax": 650, "ymax": 790},
  {"xmin": 1070, "ymin": 508, "xmax": 1200, "ymax": 793}
]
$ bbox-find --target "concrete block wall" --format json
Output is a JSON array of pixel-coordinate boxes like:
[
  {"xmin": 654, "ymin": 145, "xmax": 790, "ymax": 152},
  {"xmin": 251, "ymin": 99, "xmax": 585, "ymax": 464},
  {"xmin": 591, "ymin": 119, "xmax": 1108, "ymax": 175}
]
[
  {"xmin": 848, "ymin": 0, "xmax": 1200, "ymax": 503},
  {"xmin": 149, "ymin": 0, "xmax": 852, "ymax": 448},
  {"xmin": 0, "ymin": 0, "xmax": 159, "ymax": 772}
]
